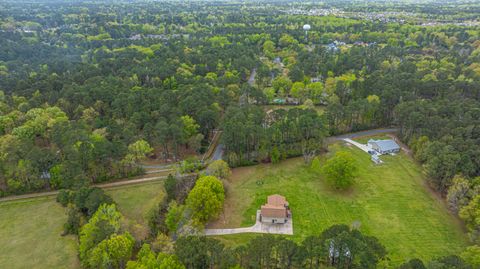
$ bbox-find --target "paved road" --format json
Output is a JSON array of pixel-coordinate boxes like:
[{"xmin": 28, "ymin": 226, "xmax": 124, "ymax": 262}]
[
  {"xmin": 0, "ymin": 175, "xmax": 170, "ymax": 203},
  {"xmin": 248, "ymin": 68, "xmax": 256, "ymax": 86},
  {"xmin": 212, "ymin": 143, "xmax": 224, "ymax": 161},
  {"xmin": 328, "ymin": 128, "xmax": 398, "ymax": 142}
]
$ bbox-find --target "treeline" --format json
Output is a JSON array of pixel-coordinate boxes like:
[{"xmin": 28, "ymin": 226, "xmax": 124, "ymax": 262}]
[
  {"xmin": 172, "ymin": 225, "xmax": 387, "ymax": 269},
  {"xmin": 222, "ymin": 105, "xmax": 327, "ymax": 166},
  {"xmin": 396, "ymin": 99, "xmax": 480, "ymax": 192}
]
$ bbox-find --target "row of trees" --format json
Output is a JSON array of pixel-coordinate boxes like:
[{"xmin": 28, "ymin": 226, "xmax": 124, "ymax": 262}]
[
  {"xmin": 129, "ymin": 224, "xmax": 475, "ymax": 269},
  {"xmin": 222, "ymin": 106, "xmax": 327, "ymax": 166},
  {"xmin": 127, "ymin": 224, "xmax": 387, "ymax": 269},
  {"xmin": 447, "ymin": 176, "xmax": 480, "ymax": 262}
]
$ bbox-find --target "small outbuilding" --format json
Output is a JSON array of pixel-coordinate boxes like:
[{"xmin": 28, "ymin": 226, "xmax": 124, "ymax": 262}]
[
  {"xmin": 368, "ymin": 139, "xmax": 400, "ymax": 154},
  {"xmin": 260, "ymin": 194, "xmax": 290, "ymax": 224}
]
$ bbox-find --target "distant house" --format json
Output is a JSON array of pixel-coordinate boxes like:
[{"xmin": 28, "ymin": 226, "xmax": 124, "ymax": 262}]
[
  {"xmin": 326, "ymin": 43, "xmax": 339, "ymax": 52},
  {"xmin": 260, "ymin": 194, "xmax": 290, "ymax": 224},
  {"xmin": 310, "ymin": 76, "xmax": 322, "ymax": 82},
  {"xmin": 129, "ymin": 34, "xmax": 142, "ymax": 40},
  {"xmin": 368, "ymin": 139, "xmax": 400, "ymax": 154},
  {"xmin": 40, "ymin": 171, "xmax": 51, "ymax": 180}
]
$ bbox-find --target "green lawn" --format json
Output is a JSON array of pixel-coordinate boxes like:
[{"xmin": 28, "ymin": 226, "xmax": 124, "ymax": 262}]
[
  {"xmin": 0, "ymin": 148, "xmax": 467, "ymax": 267},
  {"xmin": 210, "ymin": 143, "xmax": 468, "ymax": 265},
  {"xmin": 107, "ymin": 181, "xmax": 165, "ymax": 241},
  {"xmin": 0, "ymin": 197, "xmax": 79, "ymax": 269},
  {"xmin": 0, "ymin": 181, "xmax": 165, "ymax": 269},
  {"xmin": 107, "ymin": 181, "xmax": 165, "ymax": 226}
]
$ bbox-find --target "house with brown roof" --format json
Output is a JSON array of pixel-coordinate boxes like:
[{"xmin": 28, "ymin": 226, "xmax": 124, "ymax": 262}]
[{"xmin": 260, "ymin": 194, "xmax": 291, "ymax": 224}]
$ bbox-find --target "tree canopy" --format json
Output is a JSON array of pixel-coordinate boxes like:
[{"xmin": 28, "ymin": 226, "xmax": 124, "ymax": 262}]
[
  {"xmin": 185, "ymin": 175, "xmax": 225, "ymax": 224},
  {"xmin": 323, "ymin": 151, "xmax": 358, "ymax": 190}
]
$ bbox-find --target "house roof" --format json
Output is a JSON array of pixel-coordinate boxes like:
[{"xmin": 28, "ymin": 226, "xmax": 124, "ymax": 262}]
[
  {"xmin": 261, "ymin": 194, "xmax": 288, "ymax": 218},
  {"xmin": 261, "ymin": 205, "xmax": 287, "ymax": 218},
  {"xmin": 368, "ymin": 139, "xmax": 400, "ymax": 152}
]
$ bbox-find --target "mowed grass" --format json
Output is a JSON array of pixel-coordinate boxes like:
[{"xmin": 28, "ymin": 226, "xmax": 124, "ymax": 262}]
[
  {"xmin": 210, "ymin": 143, "xmax": 468, "ymax": 265},
  {"xmin": 107, "ymin": 181, "xmax": 165, "ymax": 227},
  {"xmin": 0, "ymin": 197, "xmax": 79, "ymax": 269},
  {"xmin": 0, "ymin": 181, "xmax": 165, "ymax": 269}
]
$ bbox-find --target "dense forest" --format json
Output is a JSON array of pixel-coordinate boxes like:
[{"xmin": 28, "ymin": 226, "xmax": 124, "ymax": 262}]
[
  {"xmin": 2, "ymin": 0, "xmax": 479, "ymax": 196},
  {"xmin": 1, "ymin": 0, "xmax": 480, "ymax": 267}
]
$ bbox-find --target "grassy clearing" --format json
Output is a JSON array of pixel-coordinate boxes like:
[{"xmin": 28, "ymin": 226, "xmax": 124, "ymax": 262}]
[
  {"xmin": 210, "ymin": 143, "xmax": 468, "ymax": 265},
  {"xmin": 0, "ymin": 181, "xmax": 165, "ymax": 269},
  {"xmin": 0, "ymin": 197, "xmax": 79, "ymax": 269},
  {"xmin": 106, "ymin": 181, "xmax": 165, "ymax": 227}
]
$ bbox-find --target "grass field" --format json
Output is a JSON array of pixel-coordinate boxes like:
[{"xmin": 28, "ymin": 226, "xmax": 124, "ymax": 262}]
[
  {"xmin": 107, "ymin": 182, "xmax": 165, "ymax": 232},
  {"xmin": 0, "ymin": 197, "xmax": 79, "ymax": 269},
  {"xmin": 0, "ymin": 142, "xmax": 468, "ymax": 267},
  {"xmin": 0, "ymin": 181, "xmax": 165, "ymax": 269},
  {"xmin": 210, "ymin": 142, "xmax": 468, "ymax": 265}
]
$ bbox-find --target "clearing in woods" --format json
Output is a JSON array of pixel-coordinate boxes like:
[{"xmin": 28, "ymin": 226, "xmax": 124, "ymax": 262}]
[{"xmin": 209, "ymin": 142, "xmax": 468, "ymax": 265}]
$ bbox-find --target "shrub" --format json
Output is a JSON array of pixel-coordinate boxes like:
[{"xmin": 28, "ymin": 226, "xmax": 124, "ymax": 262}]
[
  {"xmin": 63, "ymin": 204, "xmax": 82, "ymax": 235},
  {"xmin": 310, "ymin": 156, "xmax": 322, "ymax": 172},
  {"xmin": 164, "ymin": 174, "xmax": 177, "ymax": 202},
  {"xmin": 206, "ymin": 160, "xmax": 231, "ymax": 179},
  {"xmin": 271, "ymin": 146, "xmax": 280, "ymax": 164},
  {"xmin": 73, "ymin": 187, "xmax": 114, "ymax": 216},
  {"xmin": 147, "ymin": 198, "xmax": 169, "ymax": 236},
  {"xmin": 56, "ymin": 189, "xmax": 74, "ymax": 207}
]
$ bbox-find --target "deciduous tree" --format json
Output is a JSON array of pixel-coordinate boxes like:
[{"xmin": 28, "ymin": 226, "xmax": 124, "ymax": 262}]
[
  {"xmin": 322, "ymin": 151, "xmax": 358, "ymax": 190},
  {"xmin": 185, "ymin": 176, "xmax": 225, "ymax": 224}
]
